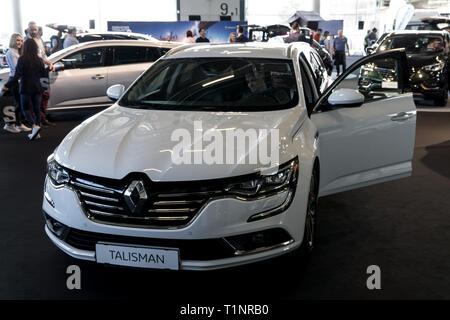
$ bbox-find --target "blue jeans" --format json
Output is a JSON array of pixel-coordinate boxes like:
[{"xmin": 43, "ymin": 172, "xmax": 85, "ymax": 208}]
[{"xmin": 21, "ymin": 93, "xmax": 42, "ymax": 126}]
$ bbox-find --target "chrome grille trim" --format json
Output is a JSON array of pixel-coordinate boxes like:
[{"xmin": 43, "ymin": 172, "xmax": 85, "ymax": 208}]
[
  {"xmin": 84, "ymin": 201, "xmax": 124, "ymax": 211},
  {"xmin": 148, "ymin": 208, "xmax": 198, "ymax": 214},
  {"xmin": 153, "ymin": 200, "xmax": 204, "ymax": 206},
  {"xmin": 79, "ymin": 191, "xmax": 119, "ymax": 202},
  {"xmin": 72, "ymin": 181, "xmax": 116, "ymax": 194}
]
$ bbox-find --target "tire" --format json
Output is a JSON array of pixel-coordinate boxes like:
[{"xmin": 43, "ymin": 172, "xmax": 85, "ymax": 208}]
[{"xmin": 433, "ymin": 88, "xmax": 448, "ymax": 106}]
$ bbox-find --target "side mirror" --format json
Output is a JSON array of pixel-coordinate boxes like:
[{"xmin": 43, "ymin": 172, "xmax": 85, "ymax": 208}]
[
  {"xmin": 106, "ymin": 84, "xmax": 125, "ymax": 102},
  {"xmin": 328, "ymin": 88, "xmax": 364, "ymax": 107},
  {"xmin": 53, "ymin": 61, "xmax": 64, "ymax": 72}
]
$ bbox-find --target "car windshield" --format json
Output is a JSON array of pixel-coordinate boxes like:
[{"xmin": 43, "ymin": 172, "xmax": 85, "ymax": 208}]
[
  {"xmin": 119, "ymin": 57, "xmax": 299, "ymax": 111},
  {"xmin": 380, "ymin": 35, "xmax": 444, "ymax": 54}
]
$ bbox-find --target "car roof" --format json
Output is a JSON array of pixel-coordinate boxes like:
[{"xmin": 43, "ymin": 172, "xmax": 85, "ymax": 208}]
[
  {"xmin": 164, "ymin": 42, "xmax": 312, "ymax": 60},
  {"xmin": 387, "ymin": 30, "xmax": 448, "ymax": 36},
  {"xmin": 64, "ymin": 40, "xmax": 178, "ymax": 51},
  {"xmin": 77, "ymin": 31, "xmax": 157, "ymax": 40},
  {"xmin": 47, "ymin": 40, "xmax": 181, "ymax": 61}
]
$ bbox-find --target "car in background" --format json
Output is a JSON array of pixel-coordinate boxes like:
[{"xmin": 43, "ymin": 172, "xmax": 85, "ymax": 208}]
[
  {"xmin": 46, "ymin": 23, "xmax": 158, "ymax": 43},
  {"xmin": 43, "ymin": 42, "xmax": 416, "ymax": 271},
  {"xmin": 76, "ymin": 32, "xmax": 159, "ymax": 43},
  {"xmin": 405, "ymin": 17, "xmax": 450, "ymax": 32},
  {"xmin": 268, "ymin": 35, "xmax": 333, "ymax": 78},
  {"xmin": 366, "ymin": 32, "xmax": 388, "ymax": 55},
  {"xmin": 376, "ymin": 30, "xmax": 449, "ymax": 106},
  {"xmin": 0, "ymin": 44, "xmax": 7, "ymax": 68},
  {"xmin": 312, "ymin": 39, "xmax": 333, "ymax": 75},
  {"xmin": 0, "ymin": 40, "xmax": 180, "ymax": 111}
]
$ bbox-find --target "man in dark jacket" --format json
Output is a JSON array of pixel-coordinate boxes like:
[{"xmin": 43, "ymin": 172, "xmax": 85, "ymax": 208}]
[
  {"xmin": 196, "ymin": 28, "xmax": 210, "ymax": 43},
  {"xmin": 235, "ymin": 26, "xmax": 249, "ymax": 43}
]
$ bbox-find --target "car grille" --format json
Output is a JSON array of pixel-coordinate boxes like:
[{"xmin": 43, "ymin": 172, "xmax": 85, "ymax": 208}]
[
  {"xmin": 68, "ymin": 172, "xmax": 222, "ymax": 229},
  {"xmin": 64, "ymin": 227, "xmax": 235, "ymax": 261}
]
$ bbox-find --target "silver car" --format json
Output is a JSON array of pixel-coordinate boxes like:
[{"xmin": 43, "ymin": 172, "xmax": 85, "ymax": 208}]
[{"xmin": 0, "ymin": 40, "xmax": 180, "ymax": 111}]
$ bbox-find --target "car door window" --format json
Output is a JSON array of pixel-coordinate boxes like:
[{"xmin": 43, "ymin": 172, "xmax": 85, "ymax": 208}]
[
  {"xmin": 310, "ymin": 51, "xmax": 326, "ymax": 90},
  {"xmin": 328, "ymin": 56, "xmax": 403, "ymax": 106},
  {"xmin": 299, "ymin": 60, "xmax": 316, "ymax": 115},
  {"xmin": 61, "ymin": 48, "xmax": 105, "ymax": 69},
  {"xmin": 148, "ymin": 47, "xmax": 170, "ymax": 62},
  {"xmin": 113, "ymin": 46, "xmax": 148, "ymax": 65}
]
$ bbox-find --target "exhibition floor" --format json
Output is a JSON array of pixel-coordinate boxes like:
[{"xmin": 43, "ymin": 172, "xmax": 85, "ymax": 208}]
[{"xmin": 0, "ymin": 107, "xmax": 449, "ymax": 299}]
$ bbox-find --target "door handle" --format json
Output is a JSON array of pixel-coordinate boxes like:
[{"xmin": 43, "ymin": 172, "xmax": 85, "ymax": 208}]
[
  {"xmin": 91, "ymin": 74, "xmax": 105, "ymax": 80},
  {"xmin": 391, "ymin": 111, "xmax": 415, "ymax": 122}
]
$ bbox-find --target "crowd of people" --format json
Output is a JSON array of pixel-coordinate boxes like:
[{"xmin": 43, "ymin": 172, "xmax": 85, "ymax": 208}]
[
  {"xmin": 2, "ymin": 21, "xmax": 57, "ymax": 140},
  {"xmin": 190, "ymin": 22, "xmax": 351, "ymax": 77},
  {"xmin": 285, "ymin": 22, "xmax": 350, "ymax": 76},
  {"xmin": 184, "ymin": 25, "xmax": 250, "ymax": 44}
]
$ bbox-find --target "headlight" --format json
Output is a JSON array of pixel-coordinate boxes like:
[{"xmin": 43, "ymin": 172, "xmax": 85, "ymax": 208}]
[
  {"xmin": 422, "ymin": 62, "xmax": 445, "ymax": 72},
  {"xmin": 46, "ymin": 154, "xmax": 70, "ymax": 186},
  {"xmin": 224, "ymin": 158, "xmax": 299, "ymax": 198}
]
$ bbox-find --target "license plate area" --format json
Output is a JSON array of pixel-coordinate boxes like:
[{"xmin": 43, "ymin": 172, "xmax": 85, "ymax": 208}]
[{"xmin": 95, "ymin": 242, "xmax": 180, "ymax": 270}]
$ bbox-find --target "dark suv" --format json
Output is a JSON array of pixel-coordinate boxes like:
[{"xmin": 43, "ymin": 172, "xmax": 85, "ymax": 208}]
[{"xmin": 376, "ymin": 30, "xmax": 449, "ymax": 106}]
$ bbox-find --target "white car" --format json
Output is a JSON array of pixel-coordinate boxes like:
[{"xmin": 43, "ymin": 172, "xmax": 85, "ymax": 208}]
[
  {"xmin": 43, "ymin": 42, "xmax": 416, "ymax": 271},
  {"xmin": 0, "ymin": 40, "xmax": 179, "ymax": 111}
]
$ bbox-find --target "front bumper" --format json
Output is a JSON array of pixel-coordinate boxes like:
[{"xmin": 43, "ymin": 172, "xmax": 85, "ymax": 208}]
[
  {"xmin": 45, "ymin": 224, "xmax": 300, "ymax": 271},
  {"xmin": 410, "ymin": 70, "xmax": 446, "ymax": 96},
  {"xmin": 43, "ymin": 170, "xmax": 309, "ymax": 270}
]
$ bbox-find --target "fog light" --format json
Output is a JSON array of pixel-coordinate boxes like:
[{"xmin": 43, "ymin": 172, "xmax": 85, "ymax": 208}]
[
  {"xmin": 224, "ymin": 228, "xmax": 293, "ymax": 256},
  {"xmin": 44, "ymin": 213, "xmax": 69, "ymax": 239}
]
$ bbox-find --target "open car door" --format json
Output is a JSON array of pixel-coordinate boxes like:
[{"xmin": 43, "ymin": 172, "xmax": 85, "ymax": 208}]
[{"xmin": 310, "ymin": 49, "xmax": 416, "ymax": 196}]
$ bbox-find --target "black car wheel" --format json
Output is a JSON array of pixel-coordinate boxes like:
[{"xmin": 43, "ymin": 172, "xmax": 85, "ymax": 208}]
[{"xmin": 434, "ymin": 86, "xmax": 448, "ymax": 106}]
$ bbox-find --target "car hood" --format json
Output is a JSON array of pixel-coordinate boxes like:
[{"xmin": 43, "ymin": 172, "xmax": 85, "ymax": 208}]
[{"xmin": 55, "ymin": 105, "xmax": 304, "ymax": 181}]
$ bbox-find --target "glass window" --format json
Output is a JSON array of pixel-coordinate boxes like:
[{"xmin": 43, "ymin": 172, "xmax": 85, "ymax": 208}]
[
  {"xmin": 380, "ymin": 35, "xmax": 444, "ymax": 54},
  {"xmin": 299, "ymin": 62, "xmax": 316, "ymax": 114},
  {"xmin": 147, "ymin": 47, "xmax": 168, "ymax": 62},
  {"xmin": 309, "ymin": 51, "xmax": 326, "ymax": 91},
  {"xmin": 120, "ymin": 58, "xmax": 299, "ymax": 111},
  {"xmin": 61, "ymin": 48, "xmax": 105, "ymax": 69},
  {"xmin": 331, "ymin": 57, "xmax": 402, "ymax": 104},
  {"xmin": 114, "ymin": 46, "xmax": 148, "ymax": 65}
]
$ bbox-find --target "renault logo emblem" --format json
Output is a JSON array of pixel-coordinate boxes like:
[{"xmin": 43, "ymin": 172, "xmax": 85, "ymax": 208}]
[{"xmin": 124, "ymin": 180, "xmax": 147, "ymax": 214}]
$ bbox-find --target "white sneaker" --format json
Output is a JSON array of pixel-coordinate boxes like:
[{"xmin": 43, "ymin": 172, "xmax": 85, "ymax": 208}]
[
  {"xmin": 28, "ymin": 125, "xmax": 41, "ymax": 140},
  {"xmin": 16, "ymin": 124, "xmax": 32, "ymax": 132},
  {"xmin": 3, "ymin": 124, "xmax": 20, "ymax": 133}
]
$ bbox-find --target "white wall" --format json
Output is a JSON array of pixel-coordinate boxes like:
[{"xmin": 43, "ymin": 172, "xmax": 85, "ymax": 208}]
[
  {"xmin": 246, "ymin": 0, "xmax": 315, "ymax": 25},
  {"xmin": 0, "ymin": 0, "xmax": 177, "ymax": 44}
]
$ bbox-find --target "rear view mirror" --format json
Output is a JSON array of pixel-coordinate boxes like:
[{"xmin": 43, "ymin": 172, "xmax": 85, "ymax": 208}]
[
  {"xmin": 53, "ymin": 62, "xmax": 64, "ymax": 72},
  {"xmin": 107, "ymin": 84, "xmax": 125, "ymax": 101},
  {"xmin": 328, "ymin": 88, "xmax": 364, "ymax": 107}
]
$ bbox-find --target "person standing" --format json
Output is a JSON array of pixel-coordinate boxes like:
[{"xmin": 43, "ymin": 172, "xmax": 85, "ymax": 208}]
[
  {"xmin": 63, "ymin": 28, "xmax": 79, "ymax": 48},
  {"xmin": 285, "ymin": 22, "xmax": 303, "ymax": 43},
  {"xmin": 2, "ymin": 34, "xmax": 31, "ymax": 133},
  {"xmin": 368, "ymin": 28, "xmax": 378, "ymax": 43},
  {"xmin": 195, "ymin": 28, "xmax": 210, "ymax": 43},
  {"xmin": 50, "ymin": 31, "xmax": 63, "ymax": 54},
  {"xmin": 313, "ymin": 29, "xmax": 322, "ymax": 43},
  {"xmin": 5, "ymin": 39, "xmax": 47, "ymax": 140},
  {"xmin": 27, "ymin": 22, "xmax": 55, "ymax": 127},
  {"xmin": 332, "ymin": 30, "xmax": 350, "ymax": 76},
  {"xmin": 364, "ymin": 29, "xmax": 371, "ymax": 51},
  {"xmin": 235, "ymin": 26, "xmax": 249, "ymax": 43},
  {"xmin": 184, "ymin": 30, "xmax": 195, "ymax": 43}
]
